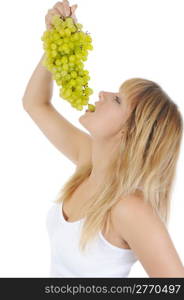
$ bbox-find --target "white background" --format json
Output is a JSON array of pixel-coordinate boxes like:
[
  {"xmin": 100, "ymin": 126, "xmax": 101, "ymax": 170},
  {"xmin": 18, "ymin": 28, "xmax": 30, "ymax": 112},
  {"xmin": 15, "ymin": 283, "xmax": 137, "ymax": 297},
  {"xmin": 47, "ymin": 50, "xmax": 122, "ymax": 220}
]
[{"xmin": 0, "ymin": 0, "xmax": 184, "ymax": 277}]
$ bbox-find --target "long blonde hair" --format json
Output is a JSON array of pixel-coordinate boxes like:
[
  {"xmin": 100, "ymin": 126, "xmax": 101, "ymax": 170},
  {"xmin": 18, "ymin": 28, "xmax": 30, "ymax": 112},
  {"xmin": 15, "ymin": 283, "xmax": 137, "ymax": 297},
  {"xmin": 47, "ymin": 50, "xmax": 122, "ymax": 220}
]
[{"xmin": 54, "ymin": 78, "xmax": 183, "ymax": 253}]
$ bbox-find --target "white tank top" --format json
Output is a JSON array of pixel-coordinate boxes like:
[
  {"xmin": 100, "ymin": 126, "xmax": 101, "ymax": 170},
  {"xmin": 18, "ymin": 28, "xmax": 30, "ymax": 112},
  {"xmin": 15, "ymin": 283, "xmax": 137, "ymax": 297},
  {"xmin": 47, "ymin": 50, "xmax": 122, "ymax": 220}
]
[{"xmin": 46, "ymin": 201, "xmax": 138, "ymax": 277}]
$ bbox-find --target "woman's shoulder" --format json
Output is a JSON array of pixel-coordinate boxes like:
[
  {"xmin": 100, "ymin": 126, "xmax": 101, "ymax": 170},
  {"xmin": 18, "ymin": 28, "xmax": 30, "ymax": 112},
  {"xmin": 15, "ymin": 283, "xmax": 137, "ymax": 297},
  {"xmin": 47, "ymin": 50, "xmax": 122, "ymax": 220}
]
[
  {"xmin": 111, "ymin": 191, "xmax": 184, "ymax": 277},
  {"xmin": 112, "ymin": 190, "xmax": 146, "ymax": 218},
  {"xmin": 111, "ymin": 190, "xmax": 155, "ymax": 242}
]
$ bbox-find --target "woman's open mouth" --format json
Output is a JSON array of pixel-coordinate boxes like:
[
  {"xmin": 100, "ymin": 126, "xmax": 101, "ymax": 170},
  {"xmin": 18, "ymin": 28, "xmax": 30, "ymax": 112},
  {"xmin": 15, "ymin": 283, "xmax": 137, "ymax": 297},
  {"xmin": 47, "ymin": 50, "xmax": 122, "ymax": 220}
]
[{"xmin": 85, "ymin": 109, "xmax": 94, "ymax": 112}]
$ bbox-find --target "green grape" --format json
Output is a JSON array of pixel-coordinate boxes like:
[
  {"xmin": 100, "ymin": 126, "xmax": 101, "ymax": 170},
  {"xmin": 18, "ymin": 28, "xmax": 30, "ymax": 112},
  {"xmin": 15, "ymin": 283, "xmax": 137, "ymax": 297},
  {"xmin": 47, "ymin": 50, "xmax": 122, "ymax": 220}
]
[
  {"xmin": 69, "ymin": 79, "xmax": 76, "ymax": 87},
  {"xmin": 82, "ymin": 99, "xmax": 88, "ymax": 105},
  {"xmin": 71, "ymin": 71, "xmax": 77, "ymax": 78},
  {"xmin": 73, "ymin": 33, "xmax": 80, "ymax": 41},
  {"xmin": 78, "ymin": 62, "xmax": 84, "ymax": 70},
  {"xmin": 69, "ymin": 55, "xmax": 75, "ymax": 62},
  {"xmin": 65, "ymin": 18, "xmax": 73, "ymax": 26},
  {"xmin": 58, "ymin": 29, "xmax": 65, "ymax": 37},
  {"xmin": 81, "ymin": 78, "xmax": 87, "ymax": 85},
  {"xmin": 61, "ymin": 56, "xmax": 68, "ymax": 64},
  {"xmin": 70, "ymin": 35, "xmax": 76, "ymax": 42},
  {"xmin": 57, "ymin": 66, "xmax": 62, "ymax": 72},
  {"xmin": 86, "ymin": 35, "xmax": 92, "ymax": 43},
  {"xmin": 76, "ymin": 77, "xmax": 83, "ymax": 85},
  {"xmin": 56, "ymin": 79, "xmax": 62, "ymax": 85},
  {"xmin": 62, "ymin": 44, "xmax": 69, "ymax": 52},
  {"xmin": 68, "ymin": 42, "xmax": 74, "ymax": 50},
  {"xmin": 81, "ymin": 50, "xmax": 88, "ymax": 57},
  {"xmin": 64, "ymin": 74, "xmax": 71, "ymax": 81},
  {"xmin": 83, "ymin": 70, "xmax": 89, "ymax": 76},
  {"xmin": 84, "ymin": 75, "xmax": 90, "ymax": 81},
  {"xmin": 63, "ymin": 37, "xmax": 69, "ymax": 43},
  {"xmin": 76, "ymin": 100, "xmax": 82, "ymax": 107},
  {"xmin": 65, "ymin": 28, "xmax": 71, "ymax": 37},
  {"xmin": 61, "ymin": 70, "xmax": 67, "ymax": 77},
  {"xmin": 41, "ymin": 15, "xmax": 95, "ymax": 111},
  {"xmin": 86, "ymin": 44, "xmax": 93, "ymax": 50},
  {"xmin": 56, "ymin": 72, "xmax": 62, "ymax": 79},
  {"xmin": 76, "ymin": 53, "xmax": 83, "ymax": 60},
  {"xmin": 76, "ymin": 23, "xmax": 83, "ymax": 30},
  {"xmin": 64, "ymin": 88, "xmax": 72, "ymax": 98},
  {"xmin": 51, "ymin": 50, "xmax": 57, "ymax": 57},
  {"xmin": 56, "ymin": 39, "xmax": 63, "ymax": 46},
  {"xmin": 62, "ymin": 63, "xmax": 69, "ymax": 71},
  {"xmin": 68, "ymin": 61, "xmax": 75, "ymax": 67},
  {"xmin": 70, "ymin": 26, "xmax": 77, "ymax": 33},
  {"xmin": 58, "ymin": 45, "xmax": 63, "ymax": 52},
  {"xmin": 85, "ymin": 87, "xmax": 93, "ymax": 96},
  {"xmin": 75, "ymin": 85, "xmax": 83, "ymax": 92},
  {"xmin": 69, "ymin": 67, "xmax": 75, "ymax": 73},
  {"xmin": 53, "ymin": 33, "xmax": 60, "ymax": 40},
  {"xmin": 51, "ymin": 15, "xmax": 61, "ymax": 26},
  {"xmin": 72, "ymin": 93, "xmax": 78, "ymax": 100},
  {"xmin": 55, "ymin": 58, "xmax": 62, "ymax": 66},
  {"xmin": 87, "ymin": 104, "xmax": 95, "ymax": 112},
  {"xmin": 77, "ymin": 69, "xmax": 83, "ymax": 75}
]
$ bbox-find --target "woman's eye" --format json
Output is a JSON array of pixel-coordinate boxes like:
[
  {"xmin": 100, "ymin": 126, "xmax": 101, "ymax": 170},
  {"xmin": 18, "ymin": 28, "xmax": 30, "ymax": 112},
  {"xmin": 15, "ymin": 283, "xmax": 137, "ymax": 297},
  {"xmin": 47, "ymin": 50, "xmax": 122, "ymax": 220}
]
[{"xmin": 114, "ymin": 96, "xmax": 120, "ymax": 104}]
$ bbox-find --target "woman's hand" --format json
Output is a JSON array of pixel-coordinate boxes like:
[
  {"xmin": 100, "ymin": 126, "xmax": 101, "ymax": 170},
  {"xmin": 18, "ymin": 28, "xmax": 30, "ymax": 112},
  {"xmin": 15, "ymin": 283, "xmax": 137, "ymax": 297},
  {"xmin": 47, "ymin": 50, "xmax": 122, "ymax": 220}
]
[{"xmin": 45, "ymin": 0, "xmax": 78, "ymax": 30}]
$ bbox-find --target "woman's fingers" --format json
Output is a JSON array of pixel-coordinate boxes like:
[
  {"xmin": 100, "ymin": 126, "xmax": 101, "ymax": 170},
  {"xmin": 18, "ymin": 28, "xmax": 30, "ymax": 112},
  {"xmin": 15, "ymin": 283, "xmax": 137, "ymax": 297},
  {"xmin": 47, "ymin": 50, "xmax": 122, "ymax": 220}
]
[
  {"xmin": 53, "ymin": 1, "xmax": 70, "ymax": 17},
  {"xmin": 53, "ymin": 2, "xmax": 64, "ymax": 16},
  {"xmin": 71, "ymin": 4, "xmax": 78, "ymax": 14},
  {"xmin": 45, "ymin": 1, "xmax": 78, "ymax": 30},
  {"xmin": 62, "ymin": 1, "xmax": 71, "ymax": 17},
  {"xmin": 63, "ymin": 0, "xmax": 71, "ymax": 15},
  {"xmin": 50, "ymin": 8, "xmax": 60, "ymax": 16},
  {"xmin": 45, "ymin": 8, "xmax": 60, "ymax": 29}
]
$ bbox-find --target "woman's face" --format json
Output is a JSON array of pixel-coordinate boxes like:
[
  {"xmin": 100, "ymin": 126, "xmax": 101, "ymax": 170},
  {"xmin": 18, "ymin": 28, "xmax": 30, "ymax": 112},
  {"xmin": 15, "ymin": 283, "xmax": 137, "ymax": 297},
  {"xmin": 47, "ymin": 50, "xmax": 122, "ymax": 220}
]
[{"xmin": 79, "ymin": 90, "xmax": 131, "ymax": 139}]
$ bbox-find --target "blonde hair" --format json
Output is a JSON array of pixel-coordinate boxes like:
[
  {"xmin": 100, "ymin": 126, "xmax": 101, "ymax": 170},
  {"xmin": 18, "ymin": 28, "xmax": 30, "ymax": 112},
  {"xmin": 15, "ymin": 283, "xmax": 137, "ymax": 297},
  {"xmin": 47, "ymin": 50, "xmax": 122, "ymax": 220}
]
[{"xmin": 54, "ymin": 77, "xmax": 183, "ymax": 253}]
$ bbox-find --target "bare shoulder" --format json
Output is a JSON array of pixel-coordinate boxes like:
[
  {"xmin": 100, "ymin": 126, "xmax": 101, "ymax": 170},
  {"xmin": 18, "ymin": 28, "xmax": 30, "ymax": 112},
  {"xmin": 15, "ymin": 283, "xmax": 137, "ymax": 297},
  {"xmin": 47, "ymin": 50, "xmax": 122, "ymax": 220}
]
[
  {"xmin": 113, "ymin": 190, "xmax": 156, "ymax": 224},
  {"xmin": 111, "ymin": 191, "xmax": 151, "ymax": 241},
  {"xmin": 112, "ymin": 191, "xmax": 155, "ymax": 241},
  {"xmin": 112, "ymin": 191, "xmax": 184, "ymax": 277}
]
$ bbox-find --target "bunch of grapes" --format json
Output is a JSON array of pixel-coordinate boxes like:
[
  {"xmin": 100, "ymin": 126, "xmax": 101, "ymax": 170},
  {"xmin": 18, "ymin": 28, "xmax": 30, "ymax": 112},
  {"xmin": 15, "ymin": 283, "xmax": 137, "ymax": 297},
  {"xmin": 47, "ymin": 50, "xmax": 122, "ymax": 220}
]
[{"xmin": 41, "ymin": 15, "xmax": 95, "ymax": 112}]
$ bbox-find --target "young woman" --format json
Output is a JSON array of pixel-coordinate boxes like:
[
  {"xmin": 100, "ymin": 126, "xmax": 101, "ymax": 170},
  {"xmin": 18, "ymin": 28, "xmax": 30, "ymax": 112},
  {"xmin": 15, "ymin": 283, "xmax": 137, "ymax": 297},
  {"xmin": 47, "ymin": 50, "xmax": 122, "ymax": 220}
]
[{"xmin": 22, "ymin": 0, "xmax": 184, "ymax": 277}]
